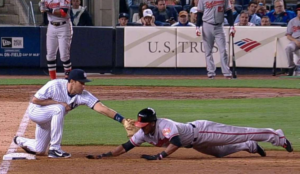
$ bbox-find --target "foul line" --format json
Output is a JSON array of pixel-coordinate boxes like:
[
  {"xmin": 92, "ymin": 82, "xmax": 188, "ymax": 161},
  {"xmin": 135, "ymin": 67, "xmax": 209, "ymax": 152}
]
[{"xmin": 0, "ymin": 107, "xmax": 30, "ymax": 174}]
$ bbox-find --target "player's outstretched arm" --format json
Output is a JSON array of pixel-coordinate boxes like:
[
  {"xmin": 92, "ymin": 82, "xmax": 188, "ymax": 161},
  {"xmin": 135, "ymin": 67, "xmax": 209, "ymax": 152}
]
[
  {"xmin": 86, "ymin": 141, "xmax": 135, "ymax": 159},
  {"xmin": 141, "ymin": 135, "xmax": 181, "ymax": 160},
  {"xmin": 93, "ymin": 102, "xmax": 139, "ymax": 137}
]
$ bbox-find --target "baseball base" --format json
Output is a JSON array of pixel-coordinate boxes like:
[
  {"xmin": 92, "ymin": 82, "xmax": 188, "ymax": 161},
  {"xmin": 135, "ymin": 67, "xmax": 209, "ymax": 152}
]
[{"xmin": 3, "ymin": 153, "xmax": 36, "ymax": 160}]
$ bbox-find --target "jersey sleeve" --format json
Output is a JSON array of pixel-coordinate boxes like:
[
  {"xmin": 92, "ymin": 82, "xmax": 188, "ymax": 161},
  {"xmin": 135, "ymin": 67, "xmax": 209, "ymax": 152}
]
[
  {"xmin": 60, "ymin": 0, "xmax": 70, "ymax": 8},
  {"xmin": 197, "ymin": 0, "xmax": 204, "ymax": 12},
  {"xmin": 224, "ymin": 0, "xmax": 231, "ymax": 11},
  {"xmin": 34, "ymin": 81, "xmax": 54, "ymax": 100},
  {"xmin": 161, "ymin": 119, "xmax": 180, "ymax": 140},
  {"xmin": 286, "ymin": 20, "xmax": 293, "ymax": 35},
  {"xmin": 130, "ymin": 129, "xmax": 145, "ymax": 146},
  {"xmin": 78, "ymin": 90, "xmax": 99, "ymax": 108}
]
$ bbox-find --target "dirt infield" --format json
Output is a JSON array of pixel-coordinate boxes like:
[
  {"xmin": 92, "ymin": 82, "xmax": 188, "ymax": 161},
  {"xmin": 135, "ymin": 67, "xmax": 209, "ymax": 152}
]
[{"xmin": 1, "ymin": 75, "xmax": 300, "ymax": 174}]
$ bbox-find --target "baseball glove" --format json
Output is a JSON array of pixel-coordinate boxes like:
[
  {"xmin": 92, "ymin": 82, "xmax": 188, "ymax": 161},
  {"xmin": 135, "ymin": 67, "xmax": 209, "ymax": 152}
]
[{"xmin": 122, "ymin": 118, "xmax": 140, "ymax": 138}]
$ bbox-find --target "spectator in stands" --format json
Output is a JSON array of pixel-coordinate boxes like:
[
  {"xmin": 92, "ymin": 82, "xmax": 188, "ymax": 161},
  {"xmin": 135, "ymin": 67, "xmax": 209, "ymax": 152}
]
[
  {"xmin": 234, "ymin": 10, "xmax": 256, "ymax": 26},
  {"xmin": 266, "ymin": 0, "xmax": 295, "ymax": 24},
  {"xmin": 260, "ymin": 16, "xmax": 271, "ymax": 26},
  {"xmin": 120, "ymin": 0, "xmax": 129, "ymax": 13},
  {"xmin": 171, "ymin": 11, "xmax": 195, "ymax": 26},
  {"xmin": 127, "ymin": 0, "xmax": 150, "ymax": 6},
  {"xmin": 140, "ymin": 9, "xmax": 156, "ymax": 26},
  {"xmin": 70, "ymin": 0, "xmax": 93, "ymax": 26},
  {"xmin": 165, "ymin": 0, "xmax": 180, "ymax": 5},
  {"xmin": 190, "ymin": 0, "xmax": 198, "ymax": 7},
  {"xmin": 180, "ymin": 0, "xmax": 191, "ymax": 6},
  {"xmin": 117, "ymin": 13, "xmax": 129, "ymax": 26},
  {"xmin": 285, "ymin": 4, "xmax": 300, "ymax": 76},
  {"xmin": 230, "ymin": 0, "xmax": 239, "ymax": 22},
  {"xmin": 234, "ymin": 2, "xmax": 261, "ymax": 26},
  {"xmin": 132, "ymin": 2, "xmax": 149, "ymax": 23},
  {"xmin": 255, "ymin": 0, "xmax": 269, "ymax": 18},
  {"xmin": 189, "ymin": 7, "xmax": 197, "ymax": 25},
  {"xmin": 152, "ymin": 0, "xmax": 178, "ymax": 25}
]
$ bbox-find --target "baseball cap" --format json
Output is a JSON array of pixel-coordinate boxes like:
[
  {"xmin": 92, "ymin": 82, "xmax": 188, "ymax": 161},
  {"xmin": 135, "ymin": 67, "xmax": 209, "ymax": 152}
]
[
  {"xmin": 135, "ymin": 108, "xmax": 157, "ymax": 128},
  {"xmin": 143, "ymin": 9, "xmax": 153, "ymax": 17},
  {"xmin": 190, "ymin": 7, "xmax": 197, "ymax": 14},
  {"xmin": 119, "ymin": 13, "xmax": 129, "ymax": 19},
  {"xmin": 179, "ymin": 11, "xmax": 188, "ymax": 17},
  {"xmin": 68, "ymin": 69, "xmax": 91, "ymax": 83}
]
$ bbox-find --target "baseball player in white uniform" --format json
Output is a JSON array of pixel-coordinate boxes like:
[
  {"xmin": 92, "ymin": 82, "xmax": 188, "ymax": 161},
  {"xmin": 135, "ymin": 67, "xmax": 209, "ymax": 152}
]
[
  {"xmin": 39, "ymin": 0, "xmax": 73, "ymax": 80},
  {"xmin": 285, "ymin": 5, "xmax": 300, "ymax": 76},
  {"xmin": 14, "ymin": 69, "xmax": 136, "ymax": 158},
  {"xmin": 86, "ymin": 108, "xmax": 293, "ymax": 160},
  {"xmin": 196, "ymin": 0, "xmax": 236, "ymax": 79}
]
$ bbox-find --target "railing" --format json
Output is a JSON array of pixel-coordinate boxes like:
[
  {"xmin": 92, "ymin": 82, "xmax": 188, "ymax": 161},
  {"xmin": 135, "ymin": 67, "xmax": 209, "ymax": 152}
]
[
  {"xmin": 0, "ymin": 0, "xmax": 4, "ymax": 7},
  {"xmin": 18, "ymin": 0, "xmax": 36, "ymax": 26}
]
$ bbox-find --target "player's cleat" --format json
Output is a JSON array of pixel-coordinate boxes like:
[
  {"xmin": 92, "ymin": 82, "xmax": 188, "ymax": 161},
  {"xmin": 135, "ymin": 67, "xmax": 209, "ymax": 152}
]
[
  {"xmin": 13, "ymin": 136, "xmax": 36, "ymax": 155},
  {"xmin": 256, "ymin": 143, "xmax": 266, "ymax": 157},
  {"xmin": 208, "ymin": 76, "xmax": 215, "ymax": 79},
  {"xmin": 48, "ymin": 149, "xmax": 71, "ymax": 158},
  {"xmin": 283, "ymin": 139, "xmax": 293, "ymax": 152},
  {"xmin": 287, "ymin": 67, "xmax": 296, "ymax": 76},
  {"xmin": 225, "ymin": 76, "xmax": 232, "ymax": 79}
]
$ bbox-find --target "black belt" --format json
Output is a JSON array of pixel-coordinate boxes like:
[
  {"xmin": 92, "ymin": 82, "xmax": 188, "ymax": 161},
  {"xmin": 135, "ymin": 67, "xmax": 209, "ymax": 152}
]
[
  {"xmin": 205, "ymin": 22, "xmax": 221, "ymax": 25},
  {"xmin": 50, "ymin": 21, "xmax": 67, "ymax": 26},
  {"xmin": 185, "ymin": 123, "xmax": 198, "ymax": 148}
]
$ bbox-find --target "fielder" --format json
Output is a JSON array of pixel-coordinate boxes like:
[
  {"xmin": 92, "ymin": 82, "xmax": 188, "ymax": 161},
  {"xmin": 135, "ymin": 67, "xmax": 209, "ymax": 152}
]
[
  {"xmin": 196, "ymin": 0, "xmax": 236, "ymax": 79},
  {"xmin": 14, "ymin": 69, "xmax": 138, "ymax": 158},
  {"xmin": 285, "ymin": 4, "xmax": 300, "ymax": 76},
  {"xmin": 39, "ymin": 0, "xmax": 73, "ymax": 79},
  {"xmin": 87, "ymin": 107, "xmax": 293, "ymax": 160}
]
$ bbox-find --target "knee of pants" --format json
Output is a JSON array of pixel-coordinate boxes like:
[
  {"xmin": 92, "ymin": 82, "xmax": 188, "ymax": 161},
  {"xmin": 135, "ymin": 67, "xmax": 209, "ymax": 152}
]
[
  {"xmin": 53, "ymin": 104, "xmax": 67, "ymax": 116},
  {"xmin": 46, "ymin": 56, "xmax": 56, "ymax": 61},
  {"xmin": 285, "ymin": 46, "xmax": 293, "ymax": 52}
]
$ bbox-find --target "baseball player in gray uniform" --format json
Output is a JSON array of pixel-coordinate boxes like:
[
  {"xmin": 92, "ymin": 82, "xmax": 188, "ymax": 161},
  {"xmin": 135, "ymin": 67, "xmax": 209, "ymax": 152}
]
[
  {"xmin": 86, "ymin": 108, "xmax": 293, "ymax": 160},
  {"xmin": 39, "ymin": 0, "xmax": 73, "ymax": 80},
  {"xmin": 196, "ymin": 0, "xmax": 236, "ymax": 79},
  {"xmin": 285, "ymin": 5, "xmax": 300, "ymax": 76},
  {"xmin": 13, "ymin": 69, "xmax": 137, "ymax": 158}
]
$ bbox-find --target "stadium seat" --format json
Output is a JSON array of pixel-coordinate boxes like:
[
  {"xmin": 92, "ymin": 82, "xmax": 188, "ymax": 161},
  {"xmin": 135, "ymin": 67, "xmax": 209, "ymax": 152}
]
[
  {"xmin": 129, "ymin": 5, "xmax": 139, "ymax": 22},
  {"xmin": 286, "ymin": 3, "xmax": 297, "ymax": 11},
  {"xmin": 234, "ymin": 4, "xmax": 243, "ymax": 13},
  {"xmin": 167, "ymin": 5, "xmax": 183, "ymax": 13},
  {"xmin": 183, "ymin": 4, "xmax": 191, "ymax": 12},
  {"xmin": 243, "ymin": 4, "xmax": 248, "ymax": 10}
]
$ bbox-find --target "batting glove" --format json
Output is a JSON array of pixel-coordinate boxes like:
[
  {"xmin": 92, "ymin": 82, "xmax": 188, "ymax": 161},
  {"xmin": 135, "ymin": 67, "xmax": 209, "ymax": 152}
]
[
  {"xmin": 39, "ymin": 1, "xmax": 48, "ymax": 13},
  {"xmin": 141, "ymin": 154, "xmax": 162, "ymax": 160},
  {"xmin": 196, "ymin": 26, "xmax": 202, "ymax": 37},
  {"xmin": 229, "ymin": 26, "xmax": 236, "ymax": 37}
]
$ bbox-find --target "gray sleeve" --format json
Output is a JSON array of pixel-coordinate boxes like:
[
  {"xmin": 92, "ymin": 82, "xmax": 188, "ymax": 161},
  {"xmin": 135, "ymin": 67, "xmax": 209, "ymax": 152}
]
[
  {"xmin": 286, "ymin": 20, "xmax": 293, "ymax": 35},
  {"xmin": 197, "ymin": 0, "xmax": 204, "ymax": 12},
  {"xmin": 224, "ymin": 0, "xmax": 231, "ymax": 11}
]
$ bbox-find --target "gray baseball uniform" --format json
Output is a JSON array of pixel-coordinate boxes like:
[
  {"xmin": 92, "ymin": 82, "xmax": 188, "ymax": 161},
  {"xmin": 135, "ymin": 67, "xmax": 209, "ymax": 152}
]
[
  {"xmin": 16, "ymin": 79, "xmax": 98, "ymax": 154},
  {"xmin": 131, "ymin": 118, "xmax": 287, "ymax": 157},
  {"xmin": 285, "ymin": 17, "xmax": 300, "ymax": 69},
  {"xmin": 198, "ymin": 0, "xmax": 232, "ymax": 77}
]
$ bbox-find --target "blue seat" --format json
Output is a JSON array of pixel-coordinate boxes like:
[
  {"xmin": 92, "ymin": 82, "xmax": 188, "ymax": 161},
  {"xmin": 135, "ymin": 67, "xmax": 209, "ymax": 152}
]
[
  {"xmin": 243, "ymin": 4, "xmax": 248, "ymax": 10},
  {"xmin": 183, "ymin": 4, "xmax": 191, "ymax": 12},
  {"xmin": 286, "ymin": 3, "xmax": 296, "ymax": 11},
  {"xmin": 270, "ymin": 22, "xmax": 287, "ymax": 27},
  {"xmin": 234, "ymin": 4, "xmax": 243, "ymax": 13}
]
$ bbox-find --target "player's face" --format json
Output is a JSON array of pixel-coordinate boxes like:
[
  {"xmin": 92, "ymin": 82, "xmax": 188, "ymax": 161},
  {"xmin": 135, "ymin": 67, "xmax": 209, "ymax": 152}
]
[
  {"xmin": 179, "ymin": 15, "xmax": 188, "ymax": 24},
  {"xmin": 70, "ymin": 80, "xmax": 85, "ymax": 94},
  {"xmin": 248, "ymin": 4, "xmax": 257, "ymax": 15},
  {"xmin": 141, "ymin": 122, "xmax": 155, "ymax": 135},
  {"xmin": 261, "ymin": 18, "xmax": 270, "ymax": 26},
  {"xmin": 119, "ymin": 17, "xmax": 128, "ymax": 26},
  {"xmin": 239, "ymin": 13, "xmax": 249, "ymax": 26},
  {"xmin": 274, "ymin": 2, "xmax": 284, "ymax": 14},
  {"xmin": 157, "ymin": 1, "xmax": 166, "ymax": 11}
]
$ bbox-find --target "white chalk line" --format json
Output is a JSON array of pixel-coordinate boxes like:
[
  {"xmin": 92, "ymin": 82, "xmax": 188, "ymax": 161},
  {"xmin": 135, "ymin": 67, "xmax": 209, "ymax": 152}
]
[{"xmin": 0, "ymin": 107, "xmax": 30, "ymax": 174}]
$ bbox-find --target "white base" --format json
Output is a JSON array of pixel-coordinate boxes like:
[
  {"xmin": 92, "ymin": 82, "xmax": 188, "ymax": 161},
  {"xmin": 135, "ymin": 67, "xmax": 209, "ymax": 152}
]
[{"xmin": 3, "ymin": 153, "xmax": 36, "ymax": 160}]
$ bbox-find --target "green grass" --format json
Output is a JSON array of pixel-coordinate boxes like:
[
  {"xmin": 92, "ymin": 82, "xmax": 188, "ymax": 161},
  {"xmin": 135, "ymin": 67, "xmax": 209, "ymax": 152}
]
[
  {"xmin": 63, "ymin": 97, "xmax": 300, "ymax": 151},
  {"xmin": 1, "ymin": 78, "xmax": 300, "ymax": 89}
]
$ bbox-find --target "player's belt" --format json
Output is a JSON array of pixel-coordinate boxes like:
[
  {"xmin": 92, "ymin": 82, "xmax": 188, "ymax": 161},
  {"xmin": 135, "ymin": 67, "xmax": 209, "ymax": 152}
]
[
  {"xmin": 185, "ymin": 123, "xmax": 198, "ymax": 148},
  {"xmin": 204, "ymin": 21, "xmax": 221, "ymax": 25},
  {"xmin": 50, "ymin": 21, "xmax": 67, "ymax": 26}
]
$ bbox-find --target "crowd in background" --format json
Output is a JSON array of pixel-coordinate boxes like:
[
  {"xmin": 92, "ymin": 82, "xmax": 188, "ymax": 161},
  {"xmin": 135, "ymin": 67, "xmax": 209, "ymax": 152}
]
[{"xmin": 117, "ymin": 0, "xmax": 298, "ymax": 27}]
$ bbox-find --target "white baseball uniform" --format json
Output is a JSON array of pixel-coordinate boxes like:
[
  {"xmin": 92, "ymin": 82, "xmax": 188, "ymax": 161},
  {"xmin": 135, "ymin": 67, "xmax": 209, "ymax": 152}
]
[
  {"xmin": 131, "ymin": 118, "xmax": 287, "ymax": 157},
  {"xmin": 17, "ymin": 79, "xmax": 98, "ymax": 154},
  {"xmin": 45, "ymin": 0, "xmax": 72, "ymax": 79}
]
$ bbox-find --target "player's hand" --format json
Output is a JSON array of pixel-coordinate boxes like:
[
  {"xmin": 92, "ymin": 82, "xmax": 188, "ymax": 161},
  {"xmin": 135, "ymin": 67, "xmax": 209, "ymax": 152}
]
[
  {"xmin": 141, "ymin": 154, "xmax": 162, "ymax": 160},
  {"xmin": 86, "ymin": 154, "xmax": 102, "ymax": 159},
  {"xmin": 39, "ymin": 1, "xmax": 48, "ymax": 13},
  {"xmin": 196, "ymin": 27, "xmax": 202, "ymax": 37},
  {"xmin": 229, "ymin": 26, "xmax": 236, "ymax": 37}
]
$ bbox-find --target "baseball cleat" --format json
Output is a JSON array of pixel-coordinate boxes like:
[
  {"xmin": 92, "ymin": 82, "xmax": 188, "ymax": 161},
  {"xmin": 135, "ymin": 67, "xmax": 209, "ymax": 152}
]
[
  {"xmin": 13, "ymin": 136, "xmax": 36, "ymax": 155},
  {"xmin": 256, "ymin": 143, "xmax": 266, "ymax": 157},
  {"xmin": 48, "ymin": 149, "xmax": 71, "ymax": 158},
  {"xmin": 208, "ymin": 76, "xmax": 215, "ymax": 79},
  {"xmin": 225, "ymin": 76, "xmax": 232, "ymax": 79},
  {"xmin": 283, "ymin": 139, "xmax": 293, "ymax": 152}
]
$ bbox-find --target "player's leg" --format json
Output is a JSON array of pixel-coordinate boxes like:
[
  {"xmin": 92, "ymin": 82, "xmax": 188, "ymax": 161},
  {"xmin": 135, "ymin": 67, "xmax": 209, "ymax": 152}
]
[
  {"xmin": 285, "ymin": 41, "xmax": 299, "ymax": 76},
  {"xmin": 192, "ymin": 120, "xmax": 292, "ymax": 151},
  {"xmin": 193, "ymin": 141, "xmax": 261, "ymax": 158},
  {"xmin": 215, "ymin": 26, "xmax": 232, "ymax": 77},
  {"xmin": 58, "ymin": 21, "xmax": 73, "ymax": 79},
  {"xmin": 202, "ymin": 22, "xmax": 216, "ymax": 78},
  {"xmin": 46, "ymin": 24, "xmax": 59, "ymax": 80}
]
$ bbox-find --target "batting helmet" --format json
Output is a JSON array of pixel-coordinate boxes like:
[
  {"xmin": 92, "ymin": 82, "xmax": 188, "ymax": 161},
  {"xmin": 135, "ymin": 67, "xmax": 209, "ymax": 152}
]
[{"xmin": 135, "ymin": 108, "xmax": 157, "ymax": 128}]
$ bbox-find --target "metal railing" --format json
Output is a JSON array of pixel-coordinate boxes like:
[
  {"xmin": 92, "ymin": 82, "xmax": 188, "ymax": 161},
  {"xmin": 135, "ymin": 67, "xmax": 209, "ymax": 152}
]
[{"xmin": 19, "ymin": 0, "xmax": 36, "ymax": 26}]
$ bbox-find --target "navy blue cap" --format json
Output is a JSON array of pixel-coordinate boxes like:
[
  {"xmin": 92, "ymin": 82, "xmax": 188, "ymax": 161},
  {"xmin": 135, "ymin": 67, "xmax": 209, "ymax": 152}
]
[
  {"xmin": 119, "ymin": 13, "xmax": 129, "ymax": 19},
  {"xmin": 68, "ymin": 69, "xmax": 91, "ymax": 83}
]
